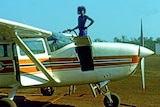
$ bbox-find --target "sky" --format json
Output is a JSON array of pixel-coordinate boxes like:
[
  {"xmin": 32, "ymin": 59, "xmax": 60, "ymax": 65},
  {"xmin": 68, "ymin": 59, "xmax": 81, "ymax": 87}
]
[{"xmin": 1, "ymin": 0, "xmax": 160, "ymax": 41}]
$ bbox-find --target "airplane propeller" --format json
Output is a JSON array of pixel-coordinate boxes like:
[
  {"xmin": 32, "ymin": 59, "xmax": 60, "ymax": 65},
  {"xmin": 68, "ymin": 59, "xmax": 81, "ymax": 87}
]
[{"xmin": 140, "ymin": 19, "xmax": 145, "ymax": 90}]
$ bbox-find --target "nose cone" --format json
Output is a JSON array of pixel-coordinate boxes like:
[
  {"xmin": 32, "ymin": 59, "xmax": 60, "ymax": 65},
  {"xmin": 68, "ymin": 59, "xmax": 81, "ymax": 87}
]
[{"xmin": 139, "ymin": 46, "xmax": 154, "ymax": 57}]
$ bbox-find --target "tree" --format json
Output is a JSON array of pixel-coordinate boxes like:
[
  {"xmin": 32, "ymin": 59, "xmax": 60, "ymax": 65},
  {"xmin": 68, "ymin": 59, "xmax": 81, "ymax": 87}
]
[
  {"xmin": 113, "ymin": 37, "xmax": 121, "ymax": 42},
  {"xmin": 113, "ymin": 35, "xmax": 129, "ymax": 43},
  {"xmin": 156, "ymin": 37, "xmax": 160, "ymax": 43},
  {"xmin": 94, "ymin": 38, "xmax": 107, "ymax": 42}
]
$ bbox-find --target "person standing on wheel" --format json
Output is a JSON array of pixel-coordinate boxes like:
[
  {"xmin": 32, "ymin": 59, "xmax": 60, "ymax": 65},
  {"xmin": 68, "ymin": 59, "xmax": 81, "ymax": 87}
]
[{"xmin": 72, "ymin": 6, "xmax": 94, "ymax": 36}]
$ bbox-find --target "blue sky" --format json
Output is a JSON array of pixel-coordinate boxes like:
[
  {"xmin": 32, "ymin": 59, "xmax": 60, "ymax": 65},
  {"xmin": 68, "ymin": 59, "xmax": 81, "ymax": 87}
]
[{"xmin": 1, "ymin": 0, "xmax": 160, "ymax": 41}]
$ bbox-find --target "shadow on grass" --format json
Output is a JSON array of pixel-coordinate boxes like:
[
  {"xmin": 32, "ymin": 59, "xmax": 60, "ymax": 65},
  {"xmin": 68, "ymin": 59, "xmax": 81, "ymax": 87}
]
[
  {"xmin": 0, "ymin": 95, "xmax": 75, "ymax": 107},
  {"xmin": 121, "ymin": 103, "xmax": 136, "ymax": 107},
  {"xmin": 14, "ymin": 96, "xmax": 75, "ymax": 107}
]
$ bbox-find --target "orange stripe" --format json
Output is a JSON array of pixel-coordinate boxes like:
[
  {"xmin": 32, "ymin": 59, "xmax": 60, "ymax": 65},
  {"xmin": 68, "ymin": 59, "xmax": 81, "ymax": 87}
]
[
  {"xmin": 132, "ymin": 55, "xmax": 139, "ymax": 63},
  {"xmin": 19, "ymin": 55, "xmax": 139, "ymax": 73},
  {"xmin": 19, "ymin": 58, "xmax": 49, "ymax": 64},
  {"xmin": 20, "ymin": 64, "xmax": 79, "ymax": 73},
  {"xmin": 20, "ymin": 66, "xmax": 52, "ymax": 73},
  {"xmin": 19, "ymin": 55, "xmax": 138, "ymax": 64},
  {"xmin": 19, "ymin": 58, "xmax": 78, "ymax": 64}
]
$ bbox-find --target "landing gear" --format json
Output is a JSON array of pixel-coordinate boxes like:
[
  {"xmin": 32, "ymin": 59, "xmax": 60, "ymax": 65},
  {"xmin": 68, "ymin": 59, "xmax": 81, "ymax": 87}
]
[
  {"xmin": 0, "ymin": 83, "xmax": 19, "ymax": 107},
  {"xmin": 69, "ymin": 85, "xmax": 76, "ymax": 95},
  {"xmin": 0, "ymin": 98, "xmax": 17, "ymax": 107},
  {"xmin": 40, "ymin": 86, "xmax": 55, "ymax": 96},
  {"xmin": 90, "ymin": 80, "xmax": 120, "ymax": 107},
  {"xmin": 103, "ymin": 93, "xmax": 120, "ymax": 107}
]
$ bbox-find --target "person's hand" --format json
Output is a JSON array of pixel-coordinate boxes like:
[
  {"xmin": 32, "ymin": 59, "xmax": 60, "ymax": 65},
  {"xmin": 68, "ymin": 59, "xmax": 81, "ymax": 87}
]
[
  {"xmin": 85, "ymin": 27, "xmax": 88, "ymax": 29},
  {"xmin": 67, "ymin": 29, "xmax": 72, "ymax": 32}
]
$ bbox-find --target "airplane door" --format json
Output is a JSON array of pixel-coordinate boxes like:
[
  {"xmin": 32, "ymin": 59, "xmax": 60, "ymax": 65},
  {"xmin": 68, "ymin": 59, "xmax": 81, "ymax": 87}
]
[
  {"xmin": 0, "ymin": 44, "xmax": 15, "ymax": 73},
  {"xmin": 17, "ymin": 38, "xmax": 50, "ymax": 86},
  {"xmin": 0, "ymin": 43, "xmax": 18, "ymax": 86}
]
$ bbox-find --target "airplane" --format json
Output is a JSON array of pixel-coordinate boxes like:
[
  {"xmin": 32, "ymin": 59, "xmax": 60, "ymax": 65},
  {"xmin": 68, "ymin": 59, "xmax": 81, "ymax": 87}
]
[{"xmin": 0, "ymin": 18, "xmax": 154, "ymax": 107}]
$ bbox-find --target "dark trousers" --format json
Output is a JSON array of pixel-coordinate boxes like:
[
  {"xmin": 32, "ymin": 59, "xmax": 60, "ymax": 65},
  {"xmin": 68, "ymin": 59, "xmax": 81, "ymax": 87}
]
[{"xmin": 76, "ymin": 46, "xmax": 94, "ymax": 71}]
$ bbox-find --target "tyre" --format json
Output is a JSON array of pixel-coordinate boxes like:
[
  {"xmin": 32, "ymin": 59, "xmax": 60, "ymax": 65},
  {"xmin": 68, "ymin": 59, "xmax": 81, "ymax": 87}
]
[
  {"xmin": 0, "ymin": 98, "xmax": 17, "ymax": 107},
  {"xmin": 103, "ymin": 93, "xmax": 120, "ymax": 107},
  {"xmin": 40, "ymin": 86, "xmax": 55, "ymax": 96}
]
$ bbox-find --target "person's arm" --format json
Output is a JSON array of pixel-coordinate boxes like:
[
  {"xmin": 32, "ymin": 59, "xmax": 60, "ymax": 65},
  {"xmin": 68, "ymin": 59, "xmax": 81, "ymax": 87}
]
[
  {"xmin": 72, "ymin": 25, "xmax": 78, "ymax": 30},
  {"xmin": 86, "ymin": 16, "xmax": 94, "ymax": 29},
  {"xmin": 65, "ymin": 26, "xmax": 78, "ymax": 32}
]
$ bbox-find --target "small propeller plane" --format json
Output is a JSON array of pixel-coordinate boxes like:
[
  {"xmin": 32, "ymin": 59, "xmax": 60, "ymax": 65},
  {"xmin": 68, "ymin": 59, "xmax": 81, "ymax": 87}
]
[{"xmin": 0, "ymin": 18, "xmax": 154, "ymax": 107}]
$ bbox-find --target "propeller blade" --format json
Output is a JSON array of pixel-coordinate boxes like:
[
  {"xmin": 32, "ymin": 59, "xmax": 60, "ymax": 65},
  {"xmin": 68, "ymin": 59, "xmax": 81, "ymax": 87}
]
[
  {"xmin": 141, "ymin": 57, "xmax": 145, "ymax": 90},
  {"xmin": 140, "ymin": 19, "xmax": 146, "ymax": 90},
  {"xmin": 140, "ymin": 19, "xmax": 144, "ymax": 46}
]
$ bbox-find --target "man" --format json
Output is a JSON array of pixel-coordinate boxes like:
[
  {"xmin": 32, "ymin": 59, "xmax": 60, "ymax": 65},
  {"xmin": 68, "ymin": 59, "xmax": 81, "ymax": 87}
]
[{"xmin": 72, "ymin": 6, "xmax": 94, "ymax": 36}]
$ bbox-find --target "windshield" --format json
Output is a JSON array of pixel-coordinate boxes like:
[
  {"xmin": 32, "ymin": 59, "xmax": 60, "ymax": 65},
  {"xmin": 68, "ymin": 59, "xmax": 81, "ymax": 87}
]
[{"xmin": 47, "ymin": 32, "xmax": 73, "ymax": 52}]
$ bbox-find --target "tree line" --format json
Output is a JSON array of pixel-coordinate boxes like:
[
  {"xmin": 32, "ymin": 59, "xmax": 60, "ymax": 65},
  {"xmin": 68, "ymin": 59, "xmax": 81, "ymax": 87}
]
[{"xmin": 94, "ymin": 35, "xmax": 160, "ymax": 52}]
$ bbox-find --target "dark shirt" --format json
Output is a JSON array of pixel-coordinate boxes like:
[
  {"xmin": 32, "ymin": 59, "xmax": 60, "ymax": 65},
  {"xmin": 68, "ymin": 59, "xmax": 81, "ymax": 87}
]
[{"xmin": 78, "ymin": 15, "xmax": 88, "ymax": 30}]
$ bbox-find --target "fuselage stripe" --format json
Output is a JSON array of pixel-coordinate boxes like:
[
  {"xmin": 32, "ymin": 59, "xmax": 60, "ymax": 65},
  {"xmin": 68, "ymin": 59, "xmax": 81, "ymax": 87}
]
[
  {"xmin": 18, "ymin": 55, "xmax": 139, "ymax": 73},
  {"xmin": 0, "ymin": 55, "xmax": 139, "ymax": 74}
]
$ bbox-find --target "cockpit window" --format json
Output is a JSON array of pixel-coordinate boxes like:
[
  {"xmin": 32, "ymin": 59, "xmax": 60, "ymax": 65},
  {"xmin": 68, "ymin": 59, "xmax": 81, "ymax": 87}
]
[
  {"xmin": 0, "ymin": 44, "xmax": 10, "ymax": 57},
  {"xmin": 20, "ymin": 40, "xmax": 45, "ymax": 56},
  {"xmin": 47, "ymin": 32, "xmax": 73, "ymax": 52}
]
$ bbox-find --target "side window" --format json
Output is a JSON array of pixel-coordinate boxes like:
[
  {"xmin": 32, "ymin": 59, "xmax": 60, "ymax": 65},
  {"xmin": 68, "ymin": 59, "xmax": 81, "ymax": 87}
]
[
  {"xmin": 20, "ymin": 40, "xmax": 45, "ymax": 56},
  {"xmin": 0, "ymin": 44, "xmax": 10, "ymax": 57}
]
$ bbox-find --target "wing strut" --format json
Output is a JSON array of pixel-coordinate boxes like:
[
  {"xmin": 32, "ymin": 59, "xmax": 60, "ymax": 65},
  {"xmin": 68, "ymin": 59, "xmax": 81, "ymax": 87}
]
[{"xmin": 12, "ymin": 31, "xmax": 60, "ymax": 83}]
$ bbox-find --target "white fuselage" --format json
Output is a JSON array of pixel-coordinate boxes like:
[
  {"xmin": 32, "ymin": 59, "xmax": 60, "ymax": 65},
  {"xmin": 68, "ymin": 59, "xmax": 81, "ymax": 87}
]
[{"xmin": 0, "ymin": 38, "xmax": 153, "ymax": 88}]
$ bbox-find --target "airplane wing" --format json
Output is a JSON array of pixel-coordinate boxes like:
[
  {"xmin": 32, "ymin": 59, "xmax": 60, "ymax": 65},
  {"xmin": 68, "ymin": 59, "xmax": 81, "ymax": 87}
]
[
  {"xmin": 0, "ymin": 18, "xmax": 60, "ymax": 83},
  {"xmin": 0, "ymin": 18, "xmax": 52, "ymax": 41}
]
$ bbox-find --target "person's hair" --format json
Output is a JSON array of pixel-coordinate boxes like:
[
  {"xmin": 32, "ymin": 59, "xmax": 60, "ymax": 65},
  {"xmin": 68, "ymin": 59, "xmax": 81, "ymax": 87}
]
[{"xmin": 77, "ymin": 6, "xmax": 86, "ymax": 14}]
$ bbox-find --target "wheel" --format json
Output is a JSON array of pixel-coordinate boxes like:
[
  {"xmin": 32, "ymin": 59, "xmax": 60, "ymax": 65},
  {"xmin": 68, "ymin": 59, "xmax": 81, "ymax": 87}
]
[
  {"xmin": 0, "ymin": 98, "xmax": 17, "ymax": 107},
  {"xmin": 40, "ymin": 86, "xmax": 55, "ymax": 96},
  {"xmin": 103, "ymin": 93, "xmax": 120, "ymax": 107}
]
